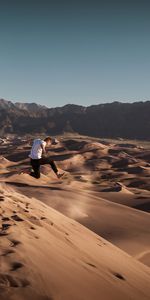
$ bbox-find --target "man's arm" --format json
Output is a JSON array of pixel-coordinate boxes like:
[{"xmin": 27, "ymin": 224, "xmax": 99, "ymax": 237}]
[{"xmin": 41, "ymin": 143, "xmax": 46, "ymax": 156}]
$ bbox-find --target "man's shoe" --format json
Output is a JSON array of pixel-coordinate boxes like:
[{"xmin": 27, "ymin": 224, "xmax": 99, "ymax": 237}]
[{"xmin": 57, "ymin": 172, "xmax": 65, "ymax": 179}]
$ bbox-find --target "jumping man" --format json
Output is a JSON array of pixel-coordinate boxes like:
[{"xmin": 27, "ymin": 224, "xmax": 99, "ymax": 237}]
[{"xmin": 29, "ymin": 137, "xmax": 63, "ymax": 179}]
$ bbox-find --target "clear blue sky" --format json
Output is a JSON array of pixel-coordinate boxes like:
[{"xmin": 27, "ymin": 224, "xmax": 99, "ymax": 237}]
[{"xmin": 0, "ymin": 0, "xmax": 150, "ymax": 107}]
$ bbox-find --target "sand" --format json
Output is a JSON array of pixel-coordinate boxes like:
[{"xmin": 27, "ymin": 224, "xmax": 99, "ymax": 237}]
[
  {"xmin": 0, "ymin": 135, "xmax": 150, "ymax": 299},
  {"xmin": 0, "ymin": 183, "xmax": 150, "ymax": 300}
]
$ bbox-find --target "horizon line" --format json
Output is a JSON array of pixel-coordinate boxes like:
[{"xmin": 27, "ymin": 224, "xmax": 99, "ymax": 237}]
[{"xmin": 0, "ymin": 97, "xmax": 150, "ymax": 109}]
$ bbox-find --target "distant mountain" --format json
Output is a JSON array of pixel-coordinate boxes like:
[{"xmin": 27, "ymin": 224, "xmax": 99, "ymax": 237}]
[
  {"xmin": 15, "ymin": 102, "xmax": 47, "ymax": 112},
  {"xmin": 0, "ymin": 98, "xmax": 150, "ymax": 139}
]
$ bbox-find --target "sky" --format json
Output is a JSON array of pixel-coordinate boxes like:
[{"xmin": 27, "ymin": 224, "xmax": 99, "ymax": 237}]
[{"xmin": 0, "ymin": 0, "xmax": 150, "ymax": 107}]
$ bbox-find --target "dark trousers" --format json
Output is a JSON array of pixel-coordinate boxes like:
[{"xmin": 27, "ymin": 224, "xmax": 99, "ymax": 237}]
[{"xmin": 30, "ymin": 157, "xmax": 58, "ymax": 179}]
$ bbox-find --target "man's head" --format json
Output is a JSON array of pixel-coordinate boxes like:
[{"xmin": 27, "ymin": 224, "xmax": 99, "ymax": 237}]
[{"xmin": 44, "ymin": 136, "xmax": 52, "ymax": 146}]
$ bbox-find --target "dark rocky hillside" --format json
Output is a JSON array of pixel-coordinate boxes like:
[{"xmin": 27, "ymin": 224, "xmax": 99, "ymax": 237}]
[{"xmin": 0, "ymin": 98, "xmax": 150, "ymax": 139}]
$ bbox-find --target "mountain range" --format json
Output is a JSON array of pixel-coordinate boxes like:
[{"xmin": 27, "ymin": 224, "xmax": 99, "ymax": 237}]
[{"xmin": 0, "ymin": 98, "xmax": 150, "ymax": 139}]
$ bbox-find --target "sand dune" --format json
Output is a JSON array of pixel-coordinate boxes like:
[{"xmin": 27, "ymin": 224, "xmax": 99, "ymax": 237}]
[
  {"xmin": 1, "ymin": 137, "xmax": 150, "ymax": 255},
  {"xmin": 0, "ymin": 183, "xmax": 150, "ymax": 300},
  {"xmin": 0, "ymin": 135, "xmax": 150, "ymax": 299},
  {"xmin": 4, "ymin": 170, "xmax": 150, "ymax": 267}
]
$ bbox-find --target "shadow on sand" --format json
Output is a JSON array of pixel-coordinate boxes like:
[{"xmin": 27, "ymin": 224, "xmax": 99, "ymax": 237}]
[{"xmin": 5, "ymin": 181, "xmax": 65, "ymax": 191}]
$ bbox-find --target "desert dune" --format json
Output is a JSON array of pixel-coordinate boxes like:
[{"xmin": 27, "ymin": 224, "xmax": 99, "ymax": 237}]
[
  {"xmin": 0, "ymin": 183, "xmax": 150, "ymax": 300},
  {"xmin": 0, "ymin": 135, "xmax": 150, "ymax": 299}
]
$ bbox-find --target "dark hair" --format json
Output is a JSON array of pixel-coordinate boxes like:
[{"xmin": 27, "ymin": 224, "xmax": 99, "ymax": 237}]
[{"xmin": 44, "ymin": 136, "xmax": 52, "ymax": 142}]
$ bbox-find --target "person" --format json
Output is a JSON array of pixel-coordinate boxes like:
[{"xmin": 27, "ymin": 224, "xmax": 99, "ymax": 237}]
[{"xmin": 29, "ymin": 137, "xmax": 63, "ymax": 179}]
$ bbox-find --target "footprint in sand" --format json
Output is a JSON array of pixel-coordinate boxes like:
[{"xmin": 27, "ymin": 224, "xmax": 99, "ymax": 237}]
[
  {"xmin": 10, "ymin": 262, "xmax": 24, "ymax": 271},
  {"xmin": 30, "ymin": 226, "xmax": 36, "ymax": 230},
  {"xmin": 2, "ymin": 223, "xmax": 11, "ymax": 230},
  {"xmin": 0, "ymin": 196, "xmax": 5, "ymax": 201},
  {"xmin": 2, "ymin": 249, "xmax": 15, "ymax": 256},
  {"xmin": 0, "ymin": 222, "xmax": 13, "ymax": 237},
  {"xmin": 112, "ymin": 272, "xmax": 125, "ymax": 281},
  {"xmin": 0, "ymin": 273, "xmax": 30, "ymax": 288},
  {"xmin": 2, "ymin": 217, "xmax": 10, "ymax": 221},
  {"xmin": 40, "ymin": 216, "xmax": 47, "ymax": 220},
  {"xmin": 10, "ymin": 239, "xmax": 21, "ymax": 248},
  {"xmin": 11, "ymin": 214, "xmax": 24, "ymax": 222},
  {"xmin": 0, "ymin": 232, "xmax": 8, "ymax": 236}
]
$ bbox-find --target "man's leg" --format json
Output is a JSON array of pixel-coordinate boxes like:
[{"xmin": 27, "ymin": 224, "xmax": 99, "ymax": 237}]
[
  {"xmin": 30, "ymin": 159, "xmax": 41, "ymax": 178},
  {"xmin": 49, "ymin": 160, "xmax": 58, "ymax": 174},
  {"xmin": 40, "ymin": 157, "xmax": 58, "ymax": 176}
]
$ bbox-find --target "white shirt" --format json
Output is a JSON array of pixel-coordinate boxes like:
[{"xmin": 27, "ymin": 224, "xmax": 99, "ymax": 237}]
[{"xmin": 29, "ymin": 139, "xmax": 46, "ymax": 159}]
